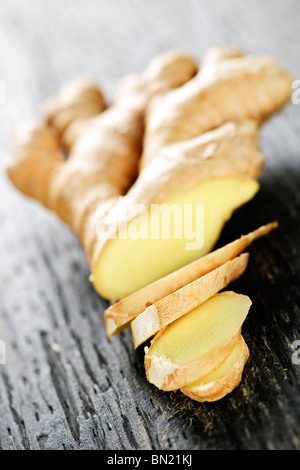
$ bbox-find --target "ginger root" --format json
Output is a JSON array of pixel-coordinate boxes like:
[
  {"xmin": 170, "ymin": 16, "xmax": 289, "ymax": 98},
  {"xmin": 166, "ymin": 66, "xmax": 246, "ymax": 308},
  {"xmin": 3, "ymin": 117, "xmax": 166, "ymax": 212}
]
[
  {"xmin": 92, "ymin": 48, "xmax": 291, "ymax": 300},
  {"xmin": 6, "ymin": 46, "xmax": 291, "ymax": 403},
  {"xmin": 142, "ymin": 46, "xmax": 292, "ymax": 167},
  {"xmin": 7, "ymin": 48, "xmax": 291, "ymax": 301},
  {"xmin": 44, "ymin": 77, "xmax": 107, "ymax": 150},
  {"xmin": 7, "ymin": 51, "xmax": 197, "ymax": 271}
]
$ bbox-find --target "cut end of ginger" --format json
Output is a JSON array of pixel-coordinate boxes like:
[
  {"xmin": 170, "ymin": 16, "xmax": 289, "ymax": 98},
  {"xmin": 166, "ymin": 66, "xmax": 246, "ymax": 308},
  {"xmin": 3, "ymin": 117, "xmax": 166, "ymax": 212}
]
[
  {"xmin": 144, "ymin": 291, "xmax": 252, "ymax": 391},
  {"xmin": 93, "ymin": 176, "xmax": 259, "ymax": 301},
  {"xmin": 104, "ymin": 221, "xmax": 277, "ymax": 339}
]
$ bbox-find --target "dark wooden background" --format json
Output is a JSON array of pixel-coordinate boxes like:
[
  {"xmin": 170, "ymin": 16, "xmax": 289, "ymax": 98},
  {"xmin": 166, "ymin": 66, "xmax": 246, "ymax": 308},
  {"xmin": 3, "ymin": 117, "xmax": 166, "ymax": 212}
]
[{"xmin": 1, "ymin": 0, "xmax": 300, "ymax": 450}]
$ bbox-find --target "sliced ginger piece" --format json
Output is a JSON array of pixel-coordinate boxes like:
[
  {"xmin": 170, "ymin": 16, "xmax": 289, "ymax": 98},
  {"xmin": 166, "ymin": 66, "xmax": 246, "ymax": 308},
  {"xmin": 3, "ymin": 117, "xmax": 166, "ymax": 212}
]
[
  {"xmin": 131, "ymin": 253, "xmax": 249, "ymax": 348},
  {"xmin": 181, "ymin": 335, "xmax": 249, "ymax": 402},
  {"xmin": 104, "ymin": 221, "xmax": 276, "ymax": 337},
  {"xmin": 144, "ymin": 291, "xmax": 252, "ymax": 391},
  {"xmin": 94, "ymin": 175, "xmax": 258, "ymax": 300}
]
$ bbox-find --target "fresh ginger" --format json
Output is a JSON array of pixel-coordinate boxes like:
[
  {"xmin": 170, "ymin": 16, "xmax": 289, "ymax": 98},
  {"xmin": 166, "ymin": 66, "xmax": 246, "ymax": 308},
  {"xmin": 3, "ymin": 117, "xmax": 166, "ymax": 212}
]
[
  {"xmin": 142, "ymin": 46, "xmax": 292, "ymax": 167},
  {"xmin": 104, "ymin": 222, "xmax": 277, "ymax": 337},
  {"xmin": 94, "ymin": 174, "xmax": 259, "ymax": 300},
  {"xmin": 7, "ymin": 48, "xmax": 291, "ymax": 301},
  {"xmin": 92, "ymin": 49, "xmax": 291, "ymax": 301},
  {"xmin": 7, "ymin": 51, "xmax": 197, "ymax": 271},
  {"xmin": 131, "ymin": 253, "xmax": 249, "ymax": 349},
  {"xmin": 144, "ymin": 291, "xmax": 252, "ymax": 391},
  {"xmin": 6, "ymin": 47, "xmax": 291, "ymax": 403},
  {"xmin": 44, "ymin": 77, "xmax": 107, "ymax": 150},
  {"xmin": 181, "ymin": 335, "xmax": 249, "ymax": 402}
]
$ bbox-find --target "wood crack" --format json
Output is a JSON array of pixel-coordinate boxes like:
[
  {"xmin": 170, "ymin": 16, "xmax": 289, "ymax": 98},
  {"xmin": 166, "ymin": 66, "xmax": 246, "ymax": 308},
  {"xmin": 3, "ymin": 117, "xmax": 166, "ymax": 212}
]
[{"xmin": 40, "ymin": 331, "xmax": 80, "ymax": 444}]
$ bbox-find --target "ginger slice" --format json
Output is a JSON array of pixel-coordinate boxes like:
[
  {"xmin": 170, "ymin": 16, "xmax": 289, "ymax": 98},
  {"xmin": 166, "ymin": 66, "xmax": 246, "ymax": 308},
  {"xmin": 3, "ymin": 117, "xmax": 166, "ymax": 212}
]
[
  {"xmin": 181, "ymin": 335, "xmax": 249, "ymax": 402},
  {"xmin": 104, "ymin": 222, "xmax": 276, "ymax": 337},
  {"xmin": 144, "ymin": 291, "xmax": 252, "ymax": 391},
  {"xmin": 131, "ymin": 253, "xmax": 249, "ymax": 348}
]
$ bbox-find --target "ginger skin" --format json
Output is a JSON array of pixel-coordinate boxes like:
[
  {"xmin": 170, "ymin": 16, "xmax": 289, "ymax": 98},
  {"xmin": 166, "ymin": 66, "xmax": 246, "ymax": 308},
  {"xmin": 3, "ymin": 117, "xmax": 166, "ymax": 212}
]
[
  {"xmin": 142, "ymin": 47, "xmax": 292, "ymax": 167},
  {"xmin": 7, "ymin": 51, "xmax": 197, "ymax": 267},
  {"xmin": 44, "ymin": 77, "xmax": 107, "ymax": 150}
]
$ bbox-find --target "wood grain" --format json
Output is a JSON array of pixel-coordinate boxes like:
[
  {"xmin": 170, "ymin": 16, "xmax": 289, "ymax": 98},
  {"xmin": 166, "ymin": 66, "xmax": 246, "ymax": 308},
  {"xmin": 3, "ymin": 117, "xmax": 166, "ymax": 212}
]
[{"xmin": 1, "ymin": 0, "xmax": 300, "ymax": 450}]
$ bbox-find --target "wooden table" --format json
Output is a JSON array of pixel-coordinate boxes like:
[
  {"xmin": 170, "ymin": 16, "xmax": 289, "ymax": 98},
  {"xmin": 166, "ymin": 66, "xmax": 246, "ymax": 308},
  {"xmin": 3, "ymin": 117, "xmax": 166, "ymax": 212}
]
[{"xmin": 1, "ymin": 0, "xmax": 300, "ymax": 450}]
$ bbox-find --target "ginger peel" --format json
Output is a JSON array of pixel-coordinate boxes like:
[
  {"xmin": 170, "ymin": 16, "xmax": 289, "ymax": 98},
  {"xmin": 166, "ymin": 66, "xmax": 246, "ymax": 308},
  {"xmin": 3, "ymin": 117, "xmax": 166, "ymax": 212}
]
[{"xmin": 7, "ymin": 51, "xmax": 197, "ymax": 269}]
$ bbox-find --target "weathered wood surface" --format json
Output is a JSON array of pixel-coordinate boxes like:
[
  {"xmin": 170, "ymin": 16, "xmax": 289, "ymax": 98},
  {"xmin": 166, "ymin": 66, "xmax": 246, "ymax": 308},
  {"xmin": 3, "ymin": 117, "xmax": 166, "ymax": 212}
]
[{"xmin": 0, "ymin": 0, "xmax": 300, "ymax": 450}]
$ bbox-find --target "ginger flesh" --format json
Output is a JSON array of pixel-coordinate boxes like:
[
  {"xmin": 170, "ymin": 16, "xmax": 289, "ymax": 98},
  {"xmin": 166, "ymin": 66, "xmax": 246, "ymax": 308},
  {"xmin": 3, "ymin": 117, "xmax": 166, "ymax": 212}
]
[
  {"xmin": 147, "ymin": 292, "xmax": 250, "ymax": 365},
  {"xmin": 130, "ymin": 253, "xmax": 249, "ymax": 349},
  {"xmin": 145, "ymin": 291, "xmax": 252, "ymax": 390},
  {"xmin": 93, "ymin": 176, "xmax": 258, "ymax": 300},
  {"xmin": 104, "ymin": 222, "xmax": 277, "ymax": 338},
  {"xmin": 181, "ymin": 335, "xmax": 249, "ymax": 402}
]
